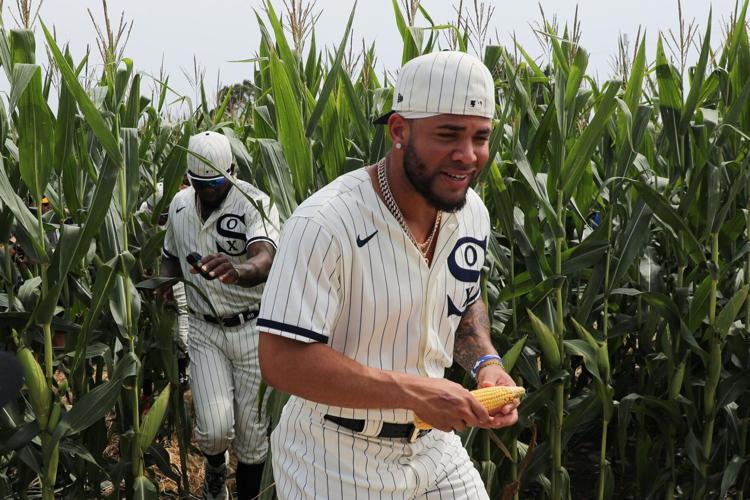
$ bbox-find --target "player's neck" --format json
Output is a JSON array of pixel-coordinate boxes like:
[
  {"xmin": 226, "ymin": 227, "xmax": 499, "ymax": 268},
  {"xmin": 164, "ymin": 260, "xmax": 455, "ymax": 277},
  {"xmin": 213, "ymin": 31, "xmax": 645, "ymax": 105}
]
[
  {"xmin": 384, "ymin": 155, "xmax": 439, "ymax": 233},
  {"xmin": 368, "ymin": 156, "xmax": 440, "ymax": 254}
]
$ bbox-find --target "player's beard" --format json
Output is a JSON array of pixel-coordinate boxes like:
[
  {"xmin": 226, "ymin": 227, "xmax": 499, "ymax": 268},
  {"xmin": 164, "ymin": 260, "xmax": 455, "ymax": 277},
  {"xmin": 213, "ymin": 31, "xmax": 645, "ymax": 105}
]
[{"xmin": 403, "ymin": 142, "xmax": 470, "ymax": 212}]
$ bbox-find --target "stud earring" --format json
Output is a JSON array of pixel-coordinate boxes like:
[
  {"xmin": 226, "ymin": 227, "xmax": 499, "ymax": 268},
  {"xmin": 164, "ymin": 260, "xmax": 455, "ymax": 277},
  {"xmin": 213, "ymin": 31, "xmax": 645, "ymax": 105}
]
[{"xmin": 395, "ymin": 143, "xmax": 402, "ymax": 150}]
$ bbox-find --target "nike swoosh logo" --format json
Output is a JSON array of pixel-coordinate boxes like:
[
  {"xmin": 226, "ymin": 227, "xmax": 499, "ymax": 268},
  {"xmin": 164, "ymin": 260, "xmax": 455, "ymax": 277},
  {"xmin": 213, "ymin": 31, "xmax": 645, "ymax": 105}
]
[
  {"xmin": 356, "ymin": 230, "xmax": 378, "ymax": 247},
  {"xmin": 176, "ymin": 206, "xmax": 185, "ymax": 213}
]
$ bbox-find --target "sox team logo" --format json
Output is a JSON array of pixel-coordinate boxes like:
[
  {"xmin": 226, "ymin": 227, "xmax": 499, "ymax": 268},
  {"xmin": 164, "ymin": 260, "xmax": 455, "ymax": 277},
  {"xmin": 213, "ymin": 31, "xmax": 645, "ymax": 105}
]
[
  {"xmin": 216, "ymin": 213, "xmax": 246, "ymax": 256},
  {"xmin": 447, "ymin": 236, "xmax": 487, "ymax": 317}
]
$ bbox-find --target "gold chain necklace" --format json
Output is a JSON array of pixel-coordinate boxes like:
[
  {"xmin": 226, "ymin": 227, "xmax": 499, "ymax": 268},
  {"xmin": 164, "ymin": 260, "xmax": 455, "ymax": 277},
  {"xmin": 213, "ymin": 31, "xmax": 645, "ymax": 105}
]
[{"xmin": 376, "ymin": 157, "xmax": 442, "ymax": 261}]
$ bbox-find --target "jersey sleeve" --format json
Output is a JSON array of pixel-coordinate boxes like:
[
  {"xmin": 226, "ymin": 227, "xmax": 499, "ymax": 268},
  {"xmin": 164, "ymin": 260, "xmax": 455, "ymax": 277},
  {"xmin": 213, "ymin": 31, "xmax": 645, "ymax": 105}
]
[
  {"xmin": 244, "ymin": 196, "xmax": 280, "ymax": 251},
  {"xmin": 161, "ymin": 203, "xmax": 178, "ymax": 260},
  {"xmin": 258, "ymin": 217, "xmax": 341, "ymax": 344}
]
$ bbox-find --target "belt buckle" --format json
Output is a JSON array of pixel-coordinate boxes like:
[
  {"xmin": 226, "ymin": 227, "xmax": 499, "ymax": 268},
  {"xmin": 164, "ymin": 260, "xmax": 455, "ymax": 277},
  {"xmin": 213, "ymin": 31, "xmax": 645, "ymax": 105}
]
[{"xmin": 408, "ymin": 425, "xmax": 421, "ymax": 443}]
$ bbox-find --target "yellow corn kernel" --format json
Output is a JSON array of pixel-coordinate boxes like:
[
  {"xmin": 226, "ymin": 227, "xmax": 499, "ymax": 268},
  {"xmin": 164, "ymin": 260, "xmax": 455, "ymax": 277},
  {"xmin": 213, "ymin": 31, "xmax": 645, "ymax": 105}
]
[{"xmin": 414, "ymin": 385, "xmax": 525, "ymax": 430}]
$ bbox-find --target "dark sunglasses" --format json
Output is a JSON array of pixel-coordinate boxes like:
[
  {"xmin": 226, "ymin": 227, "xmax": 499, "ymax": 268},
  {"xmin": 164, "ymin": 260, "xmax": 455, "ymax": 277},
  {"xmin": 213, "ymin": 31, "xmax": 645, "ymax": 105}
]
[{"xmin": 189, "ymin": 176, "xmax": 228, "ymax": 190}]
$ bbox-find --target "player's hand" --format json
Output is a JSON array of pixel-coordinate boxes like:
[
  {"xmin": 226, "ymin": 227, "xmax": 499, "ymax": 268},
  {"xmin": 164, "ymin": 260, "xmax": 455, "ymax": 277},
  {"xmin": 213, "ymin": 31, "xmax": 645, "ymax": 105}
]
[
  {"xmin": 197, "ymin": 253, "xmax": 240, "ymax": 284},
  {"xmin": 410, "ymin": 378, "xmax": 492, "ymax": 433},
  {"xmin": 475, "ymin": 364, "xmax": 521, "ymax": 429}
]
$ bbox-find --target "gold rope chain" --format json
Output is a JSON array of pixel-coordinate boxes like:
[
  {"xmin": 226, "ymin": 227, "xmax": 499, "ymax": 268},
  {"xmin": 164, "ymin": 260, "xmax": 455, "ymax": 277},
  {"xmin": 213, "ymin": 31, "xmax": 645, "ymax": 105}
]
[{"xmin": 376, "ymin": 157, "xmax": 442, "ymax": 261}]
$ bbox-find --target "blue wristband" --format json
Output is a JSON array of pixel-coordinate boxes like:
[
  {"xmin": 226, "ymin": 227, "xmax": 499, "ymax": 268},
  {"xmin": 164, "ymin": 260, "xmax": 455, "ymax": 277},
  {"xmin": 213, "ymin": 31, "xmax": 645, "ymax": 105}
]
[{"xmin": 471, "ymin": 354, "xmax": 504, "ymax": 378}]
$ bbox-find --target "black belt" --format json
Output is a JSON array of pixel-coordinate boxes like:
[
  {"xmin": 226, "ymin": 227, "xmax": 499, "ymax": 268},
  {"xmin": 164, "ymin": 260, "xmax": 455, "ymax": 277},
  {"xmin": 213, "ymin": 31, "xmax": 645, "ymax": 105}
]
[
  {"xmin": 189, "ymin": 307, "xmax": 259, "ymax": 327},
  {"xmin": 323, "ymin": 415, "xmax": 431, "ymax": 443}
]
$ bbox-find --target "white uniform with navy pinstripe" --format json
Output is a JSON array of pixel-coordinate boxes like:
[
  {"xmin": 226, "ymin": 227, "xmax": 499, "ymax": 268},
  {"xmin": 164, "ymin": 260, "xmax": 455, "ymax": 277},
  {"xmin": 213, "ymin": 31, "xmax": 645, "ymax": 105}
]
[
  {"xmin": 258, "ymin": 168, "xmax": 491, "ymax": 499},
  {"xmin": 163, "ymin": 179, "xmax": 279, "ymax": 464}
]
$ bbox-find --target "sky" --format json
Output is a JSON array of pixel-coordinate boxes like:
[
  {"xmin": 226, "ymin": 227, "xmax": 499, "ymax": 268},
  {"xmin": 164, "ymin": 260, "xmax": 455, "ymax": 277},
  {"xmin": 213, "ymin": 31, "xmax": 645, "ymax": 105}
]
[{"xmin": 2, "ymin": 0, "xmax": 742, "ymax": 108}]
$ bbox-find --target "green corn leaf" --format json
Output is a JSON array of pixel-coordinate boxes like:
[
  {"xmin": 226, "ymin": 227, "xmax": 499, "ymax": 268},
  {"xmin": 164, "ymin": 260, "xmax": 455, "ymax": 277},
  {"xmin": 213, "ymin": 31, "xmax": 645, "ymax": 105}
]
[
  {"xmin": 564, "ymin": 47, "xmax": 588, "ymax": 111},
  {"xmin": 8, "ymin": 61, "xmax": 36, "ymax": 113},
  {"xmin": 71, "ymin": 261, "xmax": 117, "ymax": 373},
  {"xmin": 608, "ymin": 199, "xmax": 653, "ymax": 291},
  {"xmin": 632, "ymin": 180, "xmax": 704, "ymax": 264},
  {"xmin": 624, "ymin": 35, "xmax": 647, "ymax": 113},
  {"xmin": 563, "ymin": 339, "xmax": 601, "ymax": 382},
  {"xmin": 122, "ymin": 72, "xmax": 142, "ymax": 127},
  {"xmin": 16, "ymin": 63, "xmax": 53, "ymax": 203},
  {"xmin": 122, "ymin": 128, "xmax": 140, "ymax": 216},
  {"xmin": 41, "ymin": 22, "xmax": 123, "ymax": 166},
  {"xmin": 34, "ymin": 156, "xmax": 120, "ymax": 326},
  {"xmin": 269, "ymin": 50, "xmax": 313, "ymax": 201},
  {"xmin": 392, "ymin": 0, "xmax": 420, "ymax": 64},
  {"xmin": 655, "ymin": 35, "xmax": 682, "ymax": 164},
  {"xmin": 679, "ymin": 11, "xmax": 711, "ymax": 134},
  {"xmin": 54, "ymin": 49, "xmax": 77, "ymax": 184},
  {"xmin": 305, "ymin": 3, "xmax": 355, "ymax": 138},
  {"xmin": 715, "ymin": 285, "xmax": 749, "ymax": 337},
  {"xmin": 561, "ymin": 80, "xmax": 620, "ymax": 200},
  {"xmin": 52, "ymin": 352, "xmax": 139, "ymax": 442},
  {"xmin": 0, "ymin": 155, "xmax": 47, "ymax": 260},
  {"xmin": 512, "ymin": 141, "xmax": 562, "ymax": 237},
  {"xmin": 133, "ymin": 475, "xmax": 158, "ymax": 500},
  {"xmin": 720, "ymin": 456, "xmax": 747, "ymax": 499},
  {"xmin": 500, "ymin": 335, "xmax": 527, "ymax": 373}
]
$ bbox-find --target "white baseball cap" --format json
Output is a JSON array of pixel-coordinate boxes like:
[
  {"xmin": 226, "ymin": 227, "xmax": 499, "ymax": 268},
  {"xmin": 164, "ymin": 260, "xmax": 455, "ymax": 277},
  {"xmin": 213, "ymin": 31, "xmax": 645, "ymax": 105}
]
[
  {"xmin": 374, "ymin": 51, "xmax": 496, "ymax": 124},
  {"xmin": 186, "ymin": 131, "xmax": 233, "ymax": 180}
]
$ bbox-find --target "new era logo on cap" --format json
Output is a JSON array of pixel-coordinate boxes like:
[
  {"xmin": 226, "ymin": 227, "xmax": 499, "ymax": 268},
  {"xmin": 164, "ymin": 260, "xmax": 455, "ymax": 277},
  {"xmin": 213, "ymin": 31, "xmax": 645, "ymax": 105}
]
[{"xmin": 374, "ymin": 51, "xmax": 495, "ymax": 124}]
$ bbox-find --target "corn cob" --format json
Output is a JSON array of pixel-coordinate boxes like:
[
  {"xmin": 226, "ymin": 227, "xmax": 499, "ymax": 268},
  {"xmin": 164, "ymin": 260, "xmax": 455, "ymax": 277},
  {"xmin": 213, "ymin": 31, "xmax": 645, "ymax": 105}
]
[
  {"xmin": 17, "ymin": 347, "xmax": 52, "ymax": 431},
  {"xmin": 414, "ymin": 385, "xmax": 526, "ymax": 430},
  {"xmin": 138, "ymin": 385, "xmax": 171, "ymax": 452}
]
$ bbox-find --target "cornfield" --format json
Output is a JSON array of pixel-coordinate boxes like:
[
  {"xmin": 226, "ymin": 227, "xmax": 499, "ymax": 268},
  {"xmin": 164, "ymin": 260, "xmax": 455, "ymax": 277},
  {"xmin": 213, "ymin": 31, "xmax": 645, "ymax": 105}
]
[{"xmin": 1, "ymin": 0, "xmax": 750, "ymax": 498}]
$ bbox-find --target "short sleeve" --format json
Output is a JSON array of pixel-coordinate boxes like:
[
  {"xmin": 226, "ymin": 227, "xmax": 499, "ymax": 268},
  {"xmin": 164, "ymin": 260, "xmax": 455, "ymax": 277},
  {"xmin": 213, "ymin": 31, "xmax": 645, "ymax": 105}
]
[
  {"xmin": 258, "ymin": 217, "xmax": 341, "ymax": 344},
  {"xmin": 246, "ymin": 197, "xmax": 280, "ymax": 251},
  {"xmin": 161, "ymin": 204, "xmax": 178, "ymax": 260}
]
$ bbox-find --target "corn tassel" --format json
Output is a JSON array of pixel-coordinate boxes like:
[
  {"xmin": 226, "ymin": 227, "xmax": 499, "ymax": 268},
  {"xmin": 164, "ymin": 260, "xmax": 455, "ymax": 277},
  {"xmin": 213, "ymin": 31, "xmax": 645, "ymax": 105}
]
[{"xmin": 414, "ymin": 386, "xmax": 526, "ymax": 430}]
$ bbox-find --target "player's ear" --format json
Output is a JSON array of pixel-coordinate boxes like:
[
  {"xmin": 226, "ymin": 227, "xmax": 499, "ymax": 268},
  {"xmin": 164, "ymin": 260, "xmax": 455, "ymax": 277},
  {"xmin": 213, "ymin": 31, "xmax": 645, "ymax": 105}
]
[{"xmin": 387, "ymin": 113, "xmax": 410, "ymax": 148}]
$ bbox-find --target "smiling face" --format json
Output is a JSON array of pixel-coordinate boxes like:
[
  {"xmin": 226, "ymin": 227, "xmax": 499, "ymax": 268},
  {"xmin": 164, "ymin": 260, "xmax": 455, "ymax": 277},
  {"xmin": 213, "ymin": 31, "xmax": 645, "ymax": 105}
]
[{"xmin": 398, "ymin": 114, "xmax": 492, "ymax": 212}]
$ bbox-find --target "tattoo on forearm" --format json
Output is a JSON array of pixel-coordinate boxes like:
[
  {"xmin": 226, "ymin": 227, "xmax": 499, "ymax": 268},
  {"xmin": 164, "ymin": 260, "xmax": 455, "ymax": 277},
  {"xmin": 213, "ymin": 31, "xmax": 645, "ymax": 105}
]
[{"xmin": 453, "ymin": 300, "xmax": 496, "ymax": 372}]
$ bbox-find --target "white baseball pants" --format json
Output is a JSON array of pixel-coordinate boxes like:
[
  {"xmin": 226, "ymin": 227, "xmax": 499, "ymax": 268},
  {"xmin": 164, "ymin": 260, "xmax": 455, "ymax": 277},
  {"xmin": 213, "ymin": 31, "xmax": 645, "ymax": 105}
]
[
  {"xmin": 188, "ymin": 316, "xmax": 269, "ymax": 463},
  {"xmin": 271, "ymin": 396, "xmax": 489, "ymax": 499}
]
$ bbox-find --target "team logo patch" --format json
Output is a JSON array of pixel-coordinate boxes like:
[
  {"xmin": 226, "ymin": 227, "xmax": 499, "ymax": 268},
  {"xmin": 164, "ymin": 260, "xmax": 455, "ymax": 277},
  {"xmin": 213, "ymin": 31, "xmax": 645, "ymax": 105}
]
[
  {"xmin": 216, "ymin": 213, "xmax": 246, "ymax": 256},
  {"xmin": 446, "ymin": 236, "xmax": 487, "ymax": 317}
]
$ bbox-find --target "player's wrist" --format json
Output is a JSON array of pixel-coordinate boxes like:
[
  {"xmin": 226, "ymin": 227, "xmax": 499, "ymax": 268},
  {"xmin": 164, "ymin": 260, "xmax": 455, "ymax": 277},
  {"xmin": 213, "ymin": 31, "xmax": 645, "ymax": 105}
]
[
  {"xmin": 471, "ymin": 354, "xmax": 505, "ymax": 379},
  {"xmin": 381, "ymin": 371, "xmax": 423, "ymax": 412}
]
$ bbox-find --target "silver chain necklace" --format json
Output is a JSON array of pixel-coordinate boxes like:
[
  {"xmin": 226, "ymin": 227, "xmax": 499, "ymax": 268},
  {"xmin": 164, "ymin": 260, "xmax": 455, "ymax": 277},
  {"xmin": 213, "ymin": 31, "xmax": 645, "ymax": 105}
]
[{"xmin": 376, "ymin": 157, "xmax": 442, "ymax": 261}]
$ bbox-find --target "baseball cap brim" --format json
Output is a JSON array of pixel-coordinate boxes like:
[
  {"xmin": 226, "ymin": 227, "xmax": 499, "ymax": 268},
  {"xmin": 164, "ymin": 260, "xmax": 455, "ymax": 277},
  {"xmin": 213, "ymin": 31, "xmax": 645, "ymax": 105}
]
[
  {"xmin": 372, "ymin": 110, "xmax": 394, "ymax": 125},
  {"xmin": 373, "ymin": 110, "xmax": 441, "ymax": 125},
  {"xmin": 187, "ymin": 171, "xmax": 226, "ymax": 182}
]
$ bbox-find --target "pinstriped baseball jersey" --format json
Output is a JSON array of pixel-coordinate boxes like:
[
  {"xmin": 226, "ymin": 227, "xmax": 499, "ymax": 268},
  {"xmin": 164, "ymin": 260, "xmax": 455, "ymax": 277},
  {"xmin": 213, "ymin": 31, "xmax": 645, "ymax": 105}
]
[
  {"xmin": 258, "ymin": 167, "xmax": 490, "ymax": 424},
  {"xmin": 163, "ymin": 179, "xmax": 280, "ymax": 317}
]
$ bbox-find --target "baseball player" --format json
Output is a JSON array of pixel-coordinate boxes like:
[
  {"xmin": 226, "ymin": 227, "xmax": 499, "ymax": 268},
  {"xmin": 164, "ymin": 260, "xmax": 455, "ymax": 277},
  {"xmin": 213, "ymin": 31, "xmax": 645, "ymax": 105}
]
[
  {"xmin": 258, "ymin": 51, "xmax": 521, "ymax": 499},
  {"xmin": 160, "ymin": 131, "xmax": 279, "ymax": 500}
]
